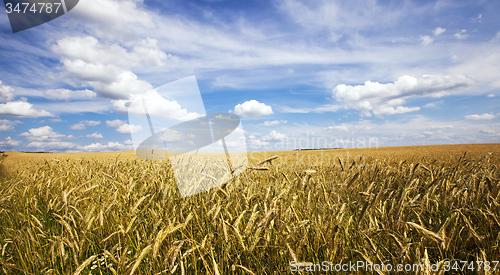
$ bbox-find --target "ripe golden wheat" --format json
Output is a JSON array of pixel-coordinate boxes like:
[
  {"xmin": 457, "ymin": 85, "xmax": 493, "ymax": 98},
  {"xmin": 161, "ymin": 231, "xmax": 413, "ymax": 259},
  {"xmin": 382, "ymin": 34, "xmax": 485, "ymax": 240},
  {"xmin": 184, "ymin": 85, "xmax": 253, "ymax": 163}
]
[{"xmin": 0, "ymin": 145, "xmax": 499, "ymax": 274}]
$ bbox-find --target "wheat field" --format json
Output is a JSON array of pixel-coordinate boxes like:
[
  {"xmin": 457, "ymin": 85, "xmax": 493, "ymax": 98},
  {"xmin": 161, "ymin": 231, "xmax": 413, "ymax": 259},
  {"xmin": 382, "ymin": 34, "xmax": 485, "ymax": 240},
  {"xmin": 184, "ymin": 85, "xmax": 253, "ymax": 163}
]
[{"xmin": 0, "ymin": 144, "xmax": 499, "ymax": 274}]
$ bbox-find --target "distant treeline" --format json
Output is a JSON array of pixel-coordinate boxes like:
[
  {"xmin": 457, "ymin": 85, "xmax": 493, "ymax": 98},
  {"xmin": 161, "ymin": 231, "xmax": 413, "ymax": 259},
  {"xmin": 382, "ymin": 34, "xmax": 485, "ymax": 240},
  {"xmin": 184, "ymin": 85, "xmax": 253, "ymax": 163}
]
[
  {"xmin": 294, "ymin": 148, "xmax": 341, "ymax": 151},
  {"xmin": 20, "ymin": 151, "xmax": 53, "ymax": 154}
]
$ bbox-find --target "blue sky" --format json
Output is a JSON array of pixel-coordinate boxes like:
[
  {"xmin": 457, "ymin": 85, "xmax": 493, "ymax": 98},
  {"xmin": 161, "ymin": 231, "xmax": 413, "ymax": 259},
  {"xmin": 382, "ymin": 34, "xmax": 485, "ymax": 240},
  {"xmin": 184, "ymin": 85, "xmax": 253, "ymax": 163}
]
[{"xmin": 0, "ymin": 0, "xmax": 499, "ymax": 152}]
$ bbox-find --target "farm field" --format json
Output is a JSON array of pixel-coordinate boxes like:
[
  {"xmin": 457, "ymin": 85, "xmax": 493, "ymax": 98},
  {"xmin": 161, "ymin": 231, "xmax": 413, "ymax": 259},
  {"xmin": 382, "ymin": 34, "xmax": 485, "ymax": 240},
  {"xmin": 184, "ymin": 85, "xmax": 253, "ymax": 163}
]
[{"xmin": 0, "ymin": 143, "xmax": 499, "ymax": 274}]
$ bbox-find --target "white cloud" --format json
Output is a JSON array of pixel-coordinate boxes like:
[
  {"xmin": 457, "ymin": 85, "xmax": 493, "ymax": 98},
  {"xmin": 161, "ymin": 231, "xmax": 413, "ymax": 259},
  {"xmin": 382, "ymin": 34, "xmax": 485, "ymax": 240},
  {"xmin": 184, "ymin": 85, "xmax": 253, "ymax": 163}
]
[
  {"xmin": 0, "ymin": 81, "xmax": 14, "ymax": 102},
  {"xmin": 90, "ymin": 71, "xmax": 153, "ymax": 99},
  {"xmin": 105, "ymin": 119, "xmax": 141, "ymax": 133},
  {"xmin": 106, "ymin": 119, "xmax": 127, "ymax": 128},
  {"xmin": 60, "ymin": 59, "xmax": 153, "ymax": 99},
  {"xmin": 52, "ymin": 36, "xmax": 166, "ymax": 99},
  {"xmin": 433, "ymin": 27, "xmax": 446, "ymax": 36},
  {"xmin": 420, "ymin": 35, "xmax": 433, "ymax": 46},
  {"xmin": 83, "ymin": 141, "xmax": 133, "ymax": 152},
  {"xmin": 373, "ymin": 106, "xmax": 421, "ymax": 116},
  {"xmin": 69, "ymin": 123, "xmax": 86, "ymax": 130},
  {"xmin": 332, "ymin": 75, "xmax": 475, "ymax": 117},
  {"xmin": 487, "ymin": 94, "xmax": 495, "ymax": 97},
  {"xmin": 113, "ymin": 90, "xmax": 201, "ymax": 121},
  {"xmin": 259, "ymin": 120, "xmax": 287, "ymax": 126},
  {"xmin": 70, "ymin": 0, "xmax": 155, "ymax": 38},
  {"xmin": 0, "ymin": 137, "xmax": 20, "ymax": 148},
  {"xmin": 0, "ymin": 100, "xmax": 53, "ymax": 118},
  {"xmin": 86, "ymin": 132, "xmax": 103, "ymax": 138},
  {"xmin": 44, "ymin": 88, "xmax": 96, "ymax": 100},
  {"xmin": 261, "ymin": 130, "xmax": 287, "ymax": 142},
  {"xmin": 324, "ymin": 125, "xmax": 349, "ymax": 131},
  {"xmin": 52, "ymin": 36, "xmax": 167, "ymax": 69},
  {"xmin": 233, "ymin": 100, "xmax": 273, "ymax": 119},
  {"xmin": 451, "ymin": 55, "xmax": 459, "ymax": 62},
  {"xmin": 82, "ymin": 120, "xmax": 101, "ymax": 127},
  {"xmin": 0, "ymin": 83, "xmax": 53, "ymax": 119},
  {"xmin": 116, "ymin": 124, "xmax": 142, "ymax": 134},
  {"xmin": 20, "ymin": 126, "xmax": 75, "ymax": 142},
  {"xmin": 454, "ymin": 29, "xmax": 468, "ymax": 40},
  {"xmin": 18, "ymin": 126, "xmax": 81, "ymax": 151},
  {"xmin": 82, "ymin": 143, "xmax": 107, "ymax": 151},
  {"xmin": 69, "ymin": 120, "xmax": 101, "ymax": 130},
  {"xmin": 0, "ymin": 119, "xmax": 21, "ymax": 132},
  {"xmin": 464, "ymin": 113, "xmax": 495, "ymax": 120}
]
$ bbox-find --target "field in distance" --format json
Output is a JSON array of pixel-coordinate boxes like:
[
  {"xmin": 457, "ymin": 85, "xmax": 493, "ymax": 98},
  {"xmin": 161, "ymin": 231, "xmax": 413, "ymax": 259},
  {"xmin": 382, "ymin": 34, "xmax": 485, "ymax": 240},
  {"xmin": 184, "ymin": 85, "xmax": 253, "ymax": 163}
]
[
  {"xmin": 0, "ymin": 143, "xmax": 499, "ymax": 274},
  {"xmin": 2, "ymin": 143, "xmax": 499, "ymax": 170}
]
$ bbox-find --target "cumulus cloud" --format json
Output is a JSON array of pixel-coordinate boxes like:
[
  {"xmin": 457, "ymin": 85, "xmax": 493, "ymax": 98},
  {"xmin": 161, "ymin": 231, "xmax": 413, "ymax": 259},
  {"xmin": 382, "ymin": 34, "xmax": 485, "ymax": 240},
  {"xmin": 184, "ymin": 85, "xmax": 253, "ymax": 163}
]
[
  {"xmin": 106, "ymin": 119, "xmax": 127, "ymax": 128},
  {"xmin": 487, "ymin": 94, "xmax": 495, "ymax": 97},
  {"xmin": 465, "ymin": 113, "xmax": 495, "ymax": 120},
  {"xmin": 233, "ymin": 100, "xmax": 273, "ymax": 119},
  {"xmin": 332, "ymin": 75, "xmax": 476, "ymax": 117},
  {"xmin": 0, "ymin": 100, "xmax": 53, "ymax": 118},
  {"xmin": 0, "ymin": 81, "xmax": 14, "ymax": 102},
  {"xmin": 0, "ymin": 83, "xmax": 53, "ymax": 118},
  {"xmin": 113, "ymin": 90, "xmax": 201, "ymax": 121},
  {"xmin": 18, "ymin": 126, "xmax": 82, "ymax": 151},
  {"xmin": 105, "ymin": 119, "xmax": 141, "ymax": 133},
  {"xmin": 52, "ymin": 36, "xmax": 167, "ymax": 68},
  {"xmin": 44, "ymin": 88, "xmax": 96, "ymax": 100},
  {"xmin": 116, "ymin": 124, "xmax": 142, "ymax": 134},
  {"xmin": 420, "ymin": 35, "xmax": 433, "ymax": 46},
  {"xmin": 86, "ymin": 132, "xmax": 103, "ymax": 138},
  {"xmin": 69, "ymin": 123, "xmax": 86, "ymax": 130},
  {"xmin": 83, "ymin": 120, "xmax": 101, "ymax": 127},
  {"xmin": 454, "ymin": 29, "xmax": 468, "ymax": 40},
  {"xmin": 259, "ymin": 120, "xmax": 287, "ymax": 126},
  {"xmin": 0, "ymin": 119, "xmax": 21, "ymax": 132},
  {"xmin": 52, "ymin": 36, "xmax": 167, "ymax": 99},
  {"xmin": 0, "ymin": 137, "xmax": 20, "ymax": 148},
  {"xmin": 90, "ymin": 71, "xmax": 153, "ymax": 99},
  {"xmin": 83, "ymin": 141, "xmax": 133, "ymax": 152},
  {"xmin": 433, "ymin": 27, "xmax": 446, "ymax": 36},
  {"xmin": 20, "ymin": 126, "xmax": 75, "ymax": 142},
  {"xmin": 69, "ymin": 120, "xmax": 101, "ymax": 130},
  {"xmin": 261, "ymin": 130, "xmax": 287, "ymax": 142}
]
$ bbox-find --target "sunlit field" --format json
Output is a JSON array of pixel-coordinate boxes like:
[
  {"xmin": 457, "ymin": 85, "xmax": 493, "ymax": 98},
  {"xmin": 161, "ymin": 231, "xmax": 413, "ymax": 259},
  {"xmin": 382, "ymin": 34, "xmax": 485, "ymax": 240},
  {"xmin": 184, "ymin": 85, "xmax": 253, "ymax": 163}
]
[{"xmin": 0, "ymin": 144, "xmax": 499, "ymax": 274}]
